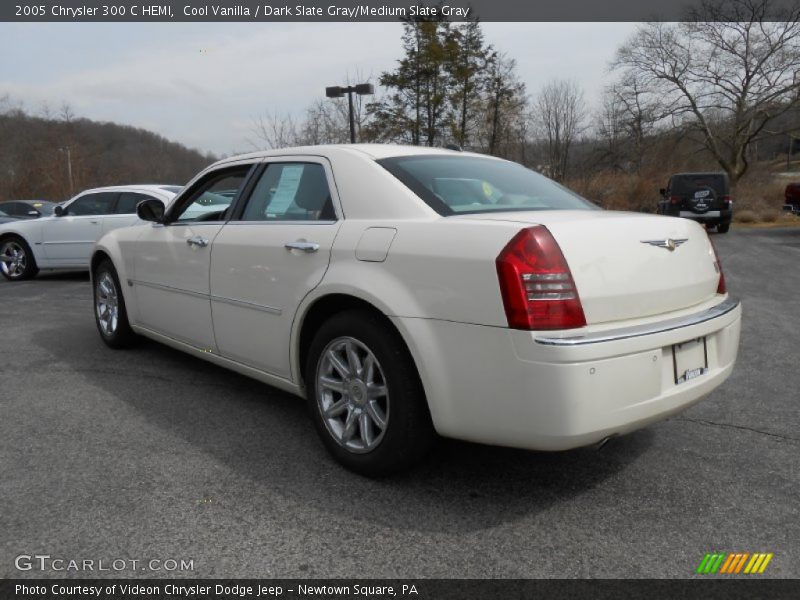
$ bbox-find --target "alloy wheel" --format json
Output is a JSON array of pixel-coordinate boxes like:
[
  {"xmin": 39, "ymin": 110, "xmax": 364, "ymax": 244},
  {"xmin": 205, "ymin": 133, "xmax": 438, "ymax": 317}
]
[
  {"xmin": 315, "ymin": 336, "xmax": 390, "ymax": 454},
  {"xmin": 0, "ymin": 241, "xmax": 27, "ymax": 279}
]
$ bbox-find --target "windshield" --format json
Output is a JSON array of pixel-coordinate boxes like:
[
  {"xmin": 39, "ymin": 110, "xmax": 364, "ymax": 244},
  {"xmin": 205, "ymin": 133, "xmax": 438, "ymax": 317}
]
[{"xmin": 378, "ymin": 155, "xmax": 596, "ymax": 216}]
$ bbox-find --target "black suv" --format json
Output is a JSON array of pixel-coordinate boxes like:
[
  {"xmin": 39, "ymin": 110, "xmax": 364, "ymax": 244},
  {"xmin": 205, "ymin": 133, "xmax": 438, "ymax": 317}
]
[{"xmin": 657, "ymin": 172, "xmax": 732, "ymax": 233}]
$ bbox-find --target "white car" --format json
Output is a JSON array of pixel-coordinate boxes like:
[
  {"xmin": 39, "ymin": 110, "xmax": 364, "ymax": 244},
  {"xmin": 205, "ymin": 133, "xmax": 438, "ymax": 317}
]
[
  {"xmin": 0, "ymin": 185, "xmax": 179, "ymax": 281},
  {"xmin": 91, "ymin": 145, "xmax": 741, "ymax": 475}
]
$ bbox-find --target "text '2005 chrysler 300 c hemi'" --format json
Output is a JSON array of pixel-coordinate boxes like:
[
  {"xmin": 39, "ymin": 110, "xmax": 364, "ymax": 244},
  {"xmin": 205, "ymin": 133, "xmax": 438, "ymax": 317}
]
[{"xmin": 91, "ymin": 145, "xmax": 741, "ymax": 476}]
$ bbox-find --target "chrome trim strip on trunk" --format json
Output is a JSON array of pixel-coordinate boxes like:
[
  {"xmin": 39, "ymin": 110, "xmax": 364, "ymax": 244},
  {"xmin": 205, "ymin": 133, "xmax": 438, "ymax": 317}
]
[{"xmin": 534, "ymin": 297, "xmax": 740, "ymax": 346}]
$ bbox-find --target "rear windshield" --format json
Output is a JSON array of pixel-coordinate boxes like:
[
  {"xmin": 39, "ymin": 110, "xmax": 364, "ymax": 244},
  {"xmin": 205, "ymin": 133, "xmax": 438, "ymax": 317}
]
[
  {"xmin": 378, "ymin": 155, "xmax": 596, "ymax": 216},
  {"xmin": 669, "ymin": 174, "xmax": 727, "ymax": 195}
]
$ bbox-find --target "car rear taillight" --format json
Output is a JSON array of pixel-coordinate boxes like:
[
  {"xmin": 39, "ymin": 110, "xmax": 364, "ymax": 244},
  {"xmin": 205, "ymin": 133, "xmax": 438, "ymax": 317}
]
[
  {"xmin": 496, "ymin": 226, "xmax": 586, "ymax": 330},
  {"xmin": 722, "ymin": 194, "xmax": 732, "ymax": 207},
  {"xmin": 670, "ymin": 195, "xmax": 681, "ymax": 205},
  {"xmin": 708, "ymin": 237, "xmax": 727, "ymax": 294}
]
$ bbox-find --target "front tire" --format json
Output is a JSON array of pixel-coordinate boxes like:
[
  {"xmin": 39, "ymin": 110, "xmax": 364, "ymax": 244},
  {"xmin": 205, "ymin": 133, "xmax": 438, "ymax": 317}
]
[
  {"xmin": 0, "ymin": 236, "xmax": 39, "ymax": 281},
  {"xmin": 305, "ymin": 310, "xmax": 435, "ymax": 476},
  {"xmin": 93, "ymin": 259, "xmax": 137, "ymax": 348}
]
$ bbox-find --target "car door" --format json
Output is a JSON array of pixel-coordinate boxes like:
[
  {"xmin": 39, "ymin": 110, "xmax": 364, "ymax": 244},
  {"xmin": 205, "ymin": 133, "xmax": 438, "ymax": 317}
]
[
  {"xmin": 209, "ymin": 159, "xmax": 342, "ymax": 380},
  {"xmin": 132, "ymin": 165, "xmax": 253, "ymax": 350},
  {"xmin": 102, "ymin": 191, "xmax": 156, "ymax": 235},
  {"xmin": 41, "ymin": 192, "xmax": 117, "ymax": 263}
]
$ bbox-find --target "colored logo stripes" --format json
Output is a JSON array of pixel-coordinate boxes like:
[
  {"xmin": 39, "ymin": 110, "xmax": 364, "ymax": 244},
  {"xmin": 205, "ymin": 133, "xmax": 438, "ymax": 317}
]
[{"xmin": 696, "ymin": 552, "xmax": 773, "ymax": 574}]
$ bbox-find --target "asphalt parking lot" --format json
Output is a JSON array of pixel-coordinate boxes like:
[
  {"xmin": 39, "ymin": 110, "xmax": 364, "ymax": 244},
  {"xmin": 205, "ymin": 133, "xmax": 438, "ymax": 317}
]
[{"xmin": 1, "ymin": 227, "xmax": 798, "ymax": 579}]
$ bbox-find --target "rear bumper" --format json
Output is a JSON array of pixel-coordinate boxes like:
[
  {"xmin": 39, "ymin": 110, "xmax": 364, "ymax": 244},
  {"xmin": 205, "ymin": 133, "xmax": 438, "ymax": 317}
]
[
  {"xmin": 677, "ymin": 209, "xmax": 732, "ymax": 221},
  {"xmin": 395, "ymin": 297, "xmax": 741, "ymax": 451},
  {"xmin": 658, "ymin": 204, "xmax": 732, "ymax": 221}
]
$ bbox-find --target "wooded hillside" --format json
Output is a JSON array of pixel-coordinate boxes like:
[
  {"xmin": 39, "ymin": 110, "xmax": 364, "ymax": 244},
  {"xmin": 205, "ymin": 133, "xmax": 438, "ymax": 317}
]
[{"xmin": 0, "ymin": 103, "xmax": 215, "ymax": 201}]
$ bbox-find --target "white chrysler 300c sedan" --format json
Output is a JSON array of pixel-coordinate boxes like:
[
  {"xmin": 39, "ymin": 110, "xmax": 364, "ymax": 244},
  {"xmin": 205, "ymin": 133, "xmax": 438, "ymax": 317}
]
[
  {"xmin": 0, "ymin": 185, "xmax": 178, "ymax": 281},
  {"xmin": 91, "ymin": 145, "xmax": 741, "ymax": 475}
]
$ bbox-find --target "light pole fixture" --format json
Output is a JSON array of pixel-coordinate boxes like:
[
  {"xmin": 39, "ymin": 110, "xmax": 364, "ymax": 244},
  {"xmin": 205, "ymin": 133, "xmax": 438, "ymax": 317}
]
[{"xmin": 325, "ymin": 83, "xmax": 374, "ymax": 143}]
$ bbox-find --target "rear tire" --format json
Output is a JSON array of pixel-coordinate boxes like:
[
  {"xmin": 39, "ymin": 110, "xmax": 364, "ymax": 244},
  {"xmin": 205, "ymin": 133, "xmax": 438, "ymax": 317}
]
[
  {"xmin": 0, "ymin": 236, "xmax": 39, "ymax": 281},
  {"xmin": 717, "ymin": 220, "xmax": 731, "ymax": 233},
  {"xmin": 93, "ymin": 259, "xmax": 137, "ymax": 349},
  {"xmin": 305, "ymin": 309, "xmax": 435, "ymax": 477}
]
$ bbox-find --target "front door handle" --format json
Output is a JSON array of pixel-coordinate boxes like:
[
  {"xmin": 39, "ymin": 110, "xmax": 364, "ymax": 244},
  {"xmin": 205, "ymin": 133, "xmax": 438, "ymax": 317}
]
[
  {"xmin": 186, "ymin": 236, "xmax": 209, "ymax": 248},
  {"xmin": 284, "ymin": 241, "xmax": 319, "ymax": 253}
]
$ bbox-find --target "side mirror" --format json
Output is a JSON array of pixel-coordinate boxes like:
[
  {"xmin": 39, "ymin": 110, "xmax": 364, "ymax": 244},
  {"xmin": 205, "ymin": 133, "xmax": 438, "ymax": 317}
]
[
  {"xmin": 659, "ymin": 188, "xmax": 666, "ymax": 196},
  {"xmin": 53, "ymin": 205, "xmax": 65, "ymax": 217},
  {"xmin": 136, "ymin": 198, "xmax": 165, "ymax": 222}
]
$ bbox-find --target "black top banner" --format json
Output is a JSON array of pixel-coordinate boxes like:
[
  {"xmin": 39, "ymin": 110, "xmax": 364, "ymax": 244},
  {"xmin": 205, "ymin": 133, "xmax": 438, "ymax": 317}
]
[{"xmin": 4, "ymin": 0, "xmax": 800, "ymax": 22}]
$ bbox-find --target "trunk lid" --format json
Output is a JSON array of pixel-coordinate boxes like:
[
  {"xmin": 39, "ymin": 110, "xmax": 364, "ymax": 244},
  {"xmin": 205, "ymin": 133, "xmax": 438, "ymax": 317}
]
[{"xmin": 456, "ymin": 210, "xmax": 721, "ymax": 325}]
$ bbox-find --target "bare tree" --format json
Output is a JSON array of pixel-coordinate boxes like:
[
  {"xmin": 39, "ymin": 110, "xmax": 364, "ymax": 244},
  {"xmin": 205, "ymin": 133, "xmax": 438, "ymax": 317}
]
[
  {"xmin": 597, "ymin": 74, "xmax": 661, "ymax": 171},
  {"xmin": 613, "ymin": 0, "xmax": 800, "ymax": 185},
  {"xmin": 252, "ymin": 72, "xmax": 375, "ymax": 149},
  {"xmin": 534, "ymin": 79, "xmax": 586, "ymax": 181},
  {"xmin": 478, "ymin": 52, "xmax": 527, "ymax": 158},
  {"xmin": 249, "ymin": 111, "xmax": 301, "ymax": 150}
]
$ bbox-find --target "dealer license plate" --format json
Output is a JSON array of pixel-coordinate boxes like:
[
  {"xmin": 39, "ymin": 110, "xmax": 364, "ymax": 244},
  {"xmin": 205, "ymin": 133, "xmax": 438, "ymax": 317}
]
[{"xmin": 672, "ymin": 337, "xmax": 708, "ymax": 385}]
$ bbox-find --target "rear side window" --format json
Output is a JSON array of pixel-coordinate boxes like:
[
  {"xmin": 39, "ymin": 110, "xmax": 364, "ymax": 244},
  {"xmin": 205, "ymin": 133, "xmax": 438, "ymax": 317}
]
[
  {"xmin": 1, "ymin": 202, "xmax": 23, "ymax": 216},
  {"xmin": 65, "ymin": 192, "xmax": 117, "ymax": 216},
  {"xmin": 239, "ymin": 163, "xmax": 335, "ymax": 222},
  {"xmin": 378, "ymin": 155, "xmax": 595, "ymax": 216}
]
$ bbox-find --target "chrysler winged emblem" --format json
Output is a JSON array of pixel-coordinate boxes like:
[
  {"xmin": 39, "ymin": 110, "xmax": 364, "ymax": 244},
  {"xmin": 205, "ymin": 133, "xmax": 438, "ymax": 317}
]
[{"xmin": 641, "ymin": 238, "xmax": 688, "ymax": 252}]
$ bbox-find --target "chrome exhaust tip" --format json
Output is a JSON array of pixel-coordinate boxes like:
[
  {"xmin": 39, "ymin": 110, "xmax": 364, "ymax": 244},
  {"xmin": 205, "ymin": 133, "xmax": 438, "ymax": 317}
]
[{"xmin": 594, "ymin": 435, "xmax": 616, "ymax": 450}]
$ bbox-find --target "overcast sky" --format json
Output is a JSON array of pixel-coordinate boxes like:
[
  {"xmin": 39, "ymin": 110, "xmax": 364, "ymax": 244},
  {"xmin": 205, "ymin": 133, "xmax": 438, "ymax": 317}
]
[{"xmin": 0, "ymin": 22, "xmax": 638, "ymax": 156}]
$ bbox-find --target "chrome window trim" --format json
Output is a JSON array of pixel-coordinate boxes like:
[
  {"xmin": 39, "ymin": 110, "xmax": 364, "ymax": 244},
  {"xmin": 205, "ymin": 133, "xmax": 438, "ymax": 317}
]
[
  {"xmin": 221, "ymin": 220, "xmax": 338, "ymax": 226},
  {"xmin": 534, "ymin": 297, "xmax": 740, "ymax": 346}
]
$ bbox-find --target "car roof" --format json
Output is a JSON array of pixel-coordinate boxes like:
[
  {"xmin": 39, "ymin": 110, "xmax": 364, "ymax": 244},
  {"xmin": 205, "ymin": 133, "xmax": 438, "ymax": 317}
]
[
  {"xmin": 1, "ymin": 199, "xmax": 55, "ymax": 204},
  {"xmin": 211, "ymin": 144, "xmax": 493, "ymax": 169},
  {"xmin": 76, "ymin": 184, "xmax": 178, "ymax": 193}
]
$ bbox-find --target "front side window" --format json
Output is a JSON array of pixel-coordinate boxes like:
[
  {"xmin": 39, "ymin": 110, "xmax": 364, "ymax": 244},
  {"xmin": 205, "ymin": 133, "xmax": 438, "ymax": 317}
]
[
  {"xmin": 239, "ymin": 162, "xmax": 335, "ymax": 222},
  {"xmin": 378, "ymin": 155, "xmax": 596, "ymax": 215},
  {"xmin": 65, "ymin": 192, "xmax": 116, "ymax": 216},
  {"xmin": 172, "ymin": 167, "xmax": 251, "ymax": 223},
  {"xmin": 116, "ymin": 192, "xmax": 156, "ymax": 214},
  {"xmin": 29, "ymin": 201, "xmax": 55, "ymax": 216}
]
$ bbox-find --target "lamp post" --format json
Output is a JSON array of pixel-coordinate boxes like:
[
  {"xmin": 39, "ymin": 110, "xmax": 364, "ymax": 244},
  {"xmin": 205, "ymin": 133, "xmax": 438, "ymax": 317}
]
[
  {"xmin": 59, "ymin": 146, "xmax": 74, "ymax": 197},
  {"xmin": 325, "ymin": 83, "xmax": 374, "ymax": 143},
  {"xmin": 788, "ymin": 71, "xmax": 800, "ymax": 169}
]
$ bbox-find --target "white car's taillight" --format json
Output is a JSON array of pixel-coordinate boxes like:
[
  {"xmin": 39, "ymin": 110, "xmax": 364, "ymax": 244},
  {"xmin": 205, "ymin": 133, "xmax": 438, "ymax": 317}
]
[
  {"xmin": 496, "ymin": 226, "xmax": 587, "ymax": 330},
  {"xmin": 709, "ymin": 236, "xmax": 727, "ymax": 294}
]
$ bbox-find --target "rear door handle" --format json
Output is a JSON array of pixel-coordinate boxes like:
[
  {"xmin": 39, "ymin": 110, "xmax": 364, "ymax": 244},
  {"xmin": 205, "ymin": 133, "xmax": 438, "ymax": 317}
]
[
  {"xmin": 284, "ymin": 241, "xmax": 319, "ymax": 253},
  {"xmin": 186, "ymin": 236, "xmax": 209, "ymax": 248}
]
